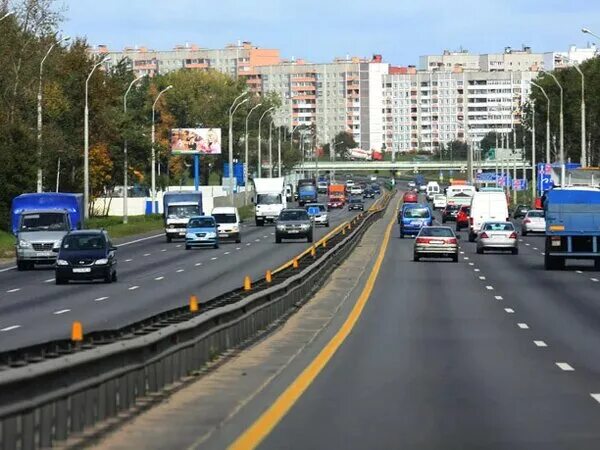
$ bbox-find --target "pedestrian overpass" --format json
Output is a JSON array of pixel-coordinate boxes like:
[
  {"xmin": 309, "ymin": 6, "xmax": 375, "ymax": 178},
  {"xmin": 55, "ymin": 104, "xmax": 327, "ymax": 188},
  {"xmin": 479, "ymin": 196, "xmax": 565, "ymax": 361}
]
[{"xmin": 293, "ymin": 159, "xmax": 527, "ymax": 173}]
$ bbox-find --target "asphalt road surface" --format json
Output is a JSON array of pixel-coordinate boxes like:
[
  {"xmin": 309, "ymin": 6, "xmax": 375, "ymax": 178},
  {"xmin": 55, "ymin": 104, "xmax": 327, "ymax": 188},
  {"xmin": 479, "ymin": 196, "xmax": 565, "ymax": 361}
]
[{"xmin": 0, "ymin": 196, "xmax": 373, "ymax": 352}]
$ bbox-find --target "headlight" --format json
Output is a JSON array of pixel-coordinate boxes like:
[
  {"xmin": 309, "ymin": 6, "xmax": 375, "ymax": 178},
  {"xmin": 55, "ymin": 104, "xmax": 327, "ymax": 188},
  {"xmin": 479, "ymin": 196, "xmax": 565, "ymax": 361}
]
[
  {"xmin": 231, "ymin": 225, "xmax": 239, "ymax": 232},
  {"xmin": 94, "ymin": 258, "xmax": 109, "ymax": 265},
  {"xmin": 19, "ymin": 239, "xmax": 31, "ymax": 248},
  {"xmin": 186, "ymin": 233, "xmax": 196, "ymax": 239},
  {"xmin": 276, "ymin": 224, "xmax": 286, "ymax": 230},
  {"xmin": 53, "ymin": 240, "xmax": 62, "ymax": 248},
  {"xmin": 56, "ymin": 259, "xmax": 69, "ymax": 266},
  {"xmin": 206, "ymin": 232, "xmax": 216, "ymax": 238},
  {"xmin": 301, "ymin": 224, "xmax": 310, "ymax": 229}
]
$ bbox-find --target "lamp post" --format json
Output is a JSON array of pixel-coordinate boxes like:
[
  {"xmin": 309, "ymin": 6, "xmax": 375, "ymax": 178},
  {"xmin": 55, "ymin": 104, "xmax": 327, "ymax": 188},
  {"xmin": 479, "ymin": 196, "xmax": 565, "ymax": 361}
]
[
  {"xmin": 563, "ymin": 55, "xmax": 586, "ymax": 167},
  {"xmin": 244, "ymin": 102, "xmax": 262, "ymax": 202},
  {"xmin": 268, "ymin": 118, "xmax": 273, "ymax": 178},
  {"xmin": 228, "ymin": 93, "xmax": 249, "ymax": 205},
  {"xmin": 84, "ymin": 56, "xmax": 110, "ymax": 219},
  {"xmin": 545, "ymin": 72, "xmax": 564, "ymax": 186},
  {"xmin": 531, "ymin": 100, "xmax": 537, "ymax": 200},
  {"xmin": 530, "ymin": 81, "xmax": 551, "ymax": 166},
  {"xmin": 123, "ymin": 74, "xmax": 146, "ymax": 224},
  {"xmin": 0, "ymin": 11, "xmax": 13, "ymax": 21},
  {"xmin": 37, "ymin": 35, "xmax": 70, "ymax": 193},
  {"xmin": 151, "ymin": 85, "xmax": 173, "ymax": 214},
  {"xmin": 257, "ymin": 107, "xmax": 274, "ymax": 177},
  {"xmin": 582, "ymin": 27, "xmax": 600, "ymax": 41},
  {"xmin": 277, "ymin": 126, "xmax": 282, "ymax": 177}
]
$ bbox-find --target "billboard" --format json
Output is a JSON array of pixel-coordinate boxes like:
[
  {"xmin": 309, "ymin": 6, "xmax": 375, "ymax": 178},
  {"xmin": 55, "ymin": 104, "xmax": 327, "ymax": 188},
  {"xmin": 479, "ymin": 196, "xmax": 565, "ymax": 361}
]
[{"xmin": 170, "ymin": 128, "xmax": 222, "ymax": 155}]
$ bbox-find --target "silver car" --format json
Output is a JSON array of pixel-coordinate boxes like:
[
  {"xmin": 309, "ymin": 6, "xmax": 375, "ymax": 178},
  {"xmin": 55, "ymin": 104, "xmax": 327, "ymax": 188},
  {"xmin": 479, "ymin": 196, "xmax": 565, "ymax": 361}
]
[
  {"xmin": 476, "ymin": 221, "xmax": 518, "ymax": 255},
  {"xmin": 413, "ymin": 226, "xmax": 459, "ymax": 262},
  {"xmin": 521, "ymin": 210, "xmax": 546, "ymax": 236},
  {"xmin": 305, "ymin": 203, "xmax": 329, "ymax": 227}
]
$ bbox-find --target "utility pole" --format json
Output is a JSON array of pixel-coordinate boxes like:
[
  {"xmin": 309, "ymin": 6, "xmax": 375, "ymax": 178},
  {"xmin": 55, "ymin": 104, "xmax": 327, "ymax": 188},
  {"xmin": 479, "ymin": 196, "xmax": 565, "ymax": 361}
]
[{"xmin": 277, "ymin": 126, "xmax": 282, "ymax": 177}]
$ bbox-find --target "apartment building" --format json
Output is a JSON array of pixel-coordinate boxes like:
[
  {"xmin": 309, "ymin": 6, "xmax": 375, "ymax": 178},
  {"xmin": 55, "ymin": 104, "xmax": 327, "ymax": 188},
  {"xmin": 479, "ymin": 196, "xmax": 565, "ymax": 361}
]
[
  {"xmin": 420, "ymin": 46, "xmax": 544, "ymax": 72},
  {"xmin": 543, "ymin": 44, "xmax": 597, "ymax": 70},
  {"xmin": 382, "ymin": 70, "xmax": 535, "ymax": 154},
  {"xmin": 257, "ymin": 57, "xmax": 389, "ymax": 151}
]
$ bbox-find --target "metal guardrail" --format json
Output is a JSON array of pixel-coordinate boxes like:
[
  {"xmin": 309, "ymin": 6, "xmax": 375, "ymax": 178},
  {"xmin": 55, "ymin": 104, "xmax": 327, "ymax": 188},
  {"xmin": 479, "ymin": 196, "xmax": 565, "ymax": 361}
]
[{"xmin": 0, "ymin": 191, "xmax": 393, "ymax": 450}]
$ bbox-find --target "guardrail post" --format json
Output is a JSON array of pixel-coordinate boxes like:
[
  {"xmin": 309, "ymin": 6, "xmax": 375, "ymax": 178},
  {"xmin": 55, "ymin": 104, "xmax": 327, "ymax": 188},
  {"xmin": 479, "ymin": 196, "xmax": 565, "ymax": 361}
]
[
  {"xmin": 39, "ymin": 403, "xmax": 53, "ymax": 448},
  {"xmin": 2, "ymin": 416, "xmax": 17, "ymax": 450},
  {"xmin": 55, "ymin": 397, "xmax": 68, "ymax": 441},
  {"xmin": 70, "ymin": 392, "xmax": 84, "ymax": 433},
  {"xmin": 21, "ymin": 411, "xmax": 34, "ymax": 450},
  {"xmin": 97, "ymin": 383, "xmax": 107, "ymax": 422},
  {"xmin": 84, "ymin": 387, "xmax": 96, "ymax": 428},
  {"xmin": 106, "ymin": 379, "xmax": 117, "ymax": 417}
]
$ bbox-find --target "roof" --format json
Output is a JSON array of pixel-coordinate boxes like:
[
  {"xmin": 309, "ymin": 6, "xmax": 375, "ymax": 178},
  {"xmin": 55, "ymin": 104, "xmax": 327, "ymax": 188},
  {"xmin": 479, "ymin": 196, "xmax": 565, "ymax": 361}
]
[
  {"xmin": 547, "ymin": 188, "xmax": 600, "ymax": 205},
  {"xmin": 211, "ymin": 207, "xmax": 237, "ymax": 214},
  {"xmin": 67, "ymin": 229, "xmax": 104, "ymax": 235}
]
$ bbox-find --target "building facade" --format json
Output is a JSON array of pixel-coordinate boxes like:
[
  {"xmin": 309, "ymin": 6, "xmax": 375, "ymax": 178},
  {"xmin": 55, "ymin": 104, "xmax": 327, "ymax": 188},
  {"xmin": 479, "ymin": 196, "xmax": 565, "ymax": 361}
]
[
  {"xmin": 420, "ymin": 46, "xmax": 544, "ymax": 72},
  {"xmin": 543, "ymin": 44, "xmax": 598, "ymax": 70}
]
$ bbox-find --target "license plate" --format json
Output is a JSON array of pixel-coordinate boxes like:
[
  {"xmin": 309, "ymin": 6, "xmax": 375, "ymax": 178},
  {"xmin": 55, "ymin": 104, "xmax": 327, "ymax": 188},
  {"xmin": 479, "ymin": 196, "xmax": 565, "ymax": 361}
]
[
  {"xmin": 430, "ymin": 240, "xmax": 444, "ymax": 245},
  {"xmin": 551, "ymin": 240, "xmax": 561, "ymax": 247},
  {"xmin": 73, "ymin": 268, "xmax": 91, "ymax": 273},
  {"xmin": 410, "ymin": 221, "xmax": 422, "ymax": 226},
  {"xmin": 219, "ymin": 233, "xmax": 228, "ymax": 237},
  {"xmin": 288, "ymin": 230, "xmax": 299, "ymax": 234},
  {"xmin": 38, "ymin": 251, "xmax": 54, "ymax": 257}
]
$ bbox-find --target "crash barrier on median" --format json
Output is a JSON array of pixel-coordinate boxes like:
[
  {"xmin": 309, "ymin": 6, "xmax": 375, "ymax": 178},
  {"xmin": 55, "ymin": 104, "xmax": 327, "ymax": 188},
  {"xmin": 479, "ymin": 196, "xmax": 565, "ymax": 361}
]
[{"xmin": 0, "ymin": 190, "xmax": 394, "ymax": 450}]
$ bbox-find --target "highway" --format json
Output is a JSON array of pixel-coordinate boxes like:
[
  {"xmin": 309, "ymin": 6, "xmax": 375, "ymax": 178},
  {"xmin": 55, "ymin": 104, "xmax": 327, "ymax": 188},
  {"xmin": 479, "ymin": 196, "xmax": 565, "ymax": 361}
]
[
  {"xmin": 227, "ymin": 191, "xmax": 600, "ymax": 449},
  {"xmin": 0, "ymin": 196, "xmax": 372, "ymax": 352}
]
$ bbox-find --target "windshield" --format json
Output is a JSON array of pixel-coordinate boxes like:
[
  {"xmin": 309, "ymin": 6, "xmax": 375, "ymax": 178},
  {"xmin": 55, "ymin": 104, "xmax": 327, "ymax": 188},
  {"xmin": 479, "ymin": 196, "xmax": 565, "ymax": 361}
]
[
  {"xmin": 527, "ymin": 211, "xmax": 544, "ymax": 218},
  {"xmin": 213, "ymin": 213, "xmax": 237, "ymax": 224},
  {"xmin": 419, "ymin": 227, "xmax": 454, "ymax": 237},
  {"xmin": 350, "ymin": 198, "xmax": 362, "ymax": 203},
  {"xmin": 62, "ymin": 234, "xmax": 105, "ymax": 251},
  {"xmin": 20, "ymin": 212, "xmax": 68, "ymax": 232},
  {"xmin": 168, "ymin": 205, "xmax": 200, "ymax": 219},
  {"xmin": 483, "ymin": 222, "xmax": 515, "ymax": 231},
  {"xmin": 446, "ymin": 205, "xmax": 460, "ymax": 211},
  {"xmin": 188, "ymin": 218, "xmax": 215, "ymax": 228},
  {"xmin": 257, "ymin": 194, "xmax": 282, "ymax": 205},
  {"xmin": 306, "ymin": 204, "xmax": 326, "ymax": 212},
  {"xmin": 404, "ymin": 208, "xmax": 430, "ymax": 219},
  {"xmin": 300, "ymin": 185, "xmax": 316, "ymax": 192},
  {"xmin": 280, "ymin": 210, "xmax": 309, "ymax": 221}
]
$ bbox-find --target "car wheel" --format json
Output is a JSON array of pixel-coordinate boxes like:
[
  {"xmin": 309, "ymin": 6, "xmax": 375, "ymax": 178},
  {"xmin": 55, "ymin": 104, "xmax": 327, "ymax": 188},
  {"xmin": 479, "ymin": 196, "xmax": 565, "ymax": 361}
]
[
  {"xmin": 307, "ymin": 234, "xmax": 313, "ymax": 243},
  {"xmin": 456, "ymin": 225, "xmax": 461, "ymax": 232},
  {"xmin": 594, "ymin": 259, "xmax": 600, "ymax": 270},
  {"xmin": 476, "ymin": 247, "xmax": 484, "ymax": 254},
  {"xmin": 413, "ymin": 252, "xmax": 420, "ymax": 262},
  {"xmin": 213, "ymin": 243, "xmax": 219, "ymax": 249},
  {"xmin": 400, "ymin": 231, "xmax": 404, "ymax": 239},
  {"xmin": 236, "ymin": 238, "xmax": 241, "ymax": 243},
  {"xmin": 512, "ymin": 248, "xmax": 519, "ymax": 255},
  {"xmin": 276, "ymin": 235, "xmax": 282, "ymax": 243},
  {"xmin": 166, "ymin": 235, "xmax": 172, "ymax": 243},
  {"xmin": 326, "ymin": 221, "xmax": 330, "ymax": 228},
  {"xmin": 17, "ymin": 261, "xmax": 29, "ymax": 271},
  {"xmin": 185, "ymin": 244, "xmax": 191, "ymax": 250},
  {"xmin": 452, "ymin": 253, "xmax": 459, "ymax": 262},
  {"xmin": 103, "ymin": 271, "xmax": 112, "ymax": 284},
  {"xmin": 256, "ymin": 219, "xmax": 264, "ymax": 227},
  {"xmin": 442, "ymin": 218, "xmax": 446, "ymax": 223},
  {"xmin": 522, "ymin": 229, "xmax": 528, "ymax": 236},
  {"xmin": 112, "ymin": 270, "xmax": 118, "ymax": 282},
  {"xmin": 468, "ymin": 233, "xmax": 476, "ymax": 243},
  {"xmin": 55, "ymin": 276, "xmax": 67, "ymax": 285}
]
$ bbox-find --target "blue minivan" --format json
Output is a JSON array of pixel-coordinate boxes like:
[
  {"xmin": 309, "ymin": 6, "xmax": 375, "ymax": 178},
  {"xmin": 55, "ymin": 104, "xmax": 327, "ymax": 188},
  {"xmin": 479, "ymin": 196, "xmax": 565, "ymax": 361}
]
[
  {"xmin": 185, "ymin": 216, "xmax": 219, "ymax": 249},
  {"xmin": 400, "ymin": 203, "xmax": 433, "ymax": 238}
]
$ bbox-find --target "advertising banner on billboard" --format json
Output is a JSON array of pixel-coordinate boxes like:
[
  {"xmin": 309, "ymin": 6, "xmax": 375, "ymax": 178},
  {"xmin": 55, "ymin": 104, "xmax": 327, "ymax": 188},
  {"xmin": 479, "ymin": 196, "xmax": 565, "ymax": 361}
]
[{"xmin": 170, "ymin": 128, "xmax": 222, "ymax": 155}]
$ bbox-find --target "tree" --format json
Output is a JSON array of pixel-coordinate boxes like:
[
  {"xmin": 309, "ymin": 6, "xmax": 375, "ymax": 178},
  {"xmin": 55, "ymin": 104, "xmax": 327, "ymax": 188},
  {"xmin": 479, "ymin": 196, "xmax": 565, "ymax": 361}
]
[{"xmin": 322, "ymin": 131, "xmax": 357, "ymax": 160}]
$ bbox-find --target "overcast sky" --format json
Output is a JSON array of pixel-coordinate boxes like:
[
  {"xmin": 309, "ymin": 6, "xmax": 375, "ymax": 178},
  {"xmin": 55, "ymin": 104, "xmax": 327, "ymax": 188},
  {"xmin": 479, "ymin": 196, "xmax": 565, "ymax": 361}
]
[{"xmin": 61, "ymin": 0, "xmax": 600, "ymax": 64}]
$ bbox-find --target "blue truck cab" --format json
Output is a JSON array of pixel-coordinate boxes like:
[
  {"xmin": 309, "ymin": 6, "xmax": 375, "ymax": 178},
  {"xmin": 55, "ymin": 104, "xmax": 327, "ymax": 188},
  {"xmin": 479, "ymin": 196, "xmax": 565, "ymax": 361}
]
[
  {"xmin": 399, "ymin": 203, "xmax": 433, "ymax": 238},
  {"xmin": 11, "ymin": 193, "xmax": 84, "ymax": 270},
  {"xmin": 544, "ymin": 188, "xmax": 600, "ymax": 270},
  {"xmin": 298, "ymin": 184, "xmax": 318, "ymax": 206}
]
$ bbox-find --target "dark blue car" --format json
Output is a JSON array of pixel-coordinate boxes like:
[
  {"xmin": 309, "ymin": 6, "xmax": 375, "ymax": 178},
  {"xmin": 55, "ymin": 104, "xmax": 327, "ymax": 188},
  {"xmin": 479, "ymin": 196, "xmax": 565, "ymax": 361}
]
[{"xmin": 400, "ymin": 203, "xmax": 433, "ymax": 238}]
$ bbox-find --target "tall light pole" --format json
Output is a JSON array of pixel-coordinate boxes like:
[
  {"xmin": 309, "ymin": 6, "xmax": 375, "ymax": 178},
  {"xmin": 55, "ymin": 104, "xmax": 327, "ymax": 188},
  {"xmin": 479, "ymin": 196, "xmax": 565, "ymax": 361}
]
[
  {"xmin": 244, "ymin": 102, "xmax": 262, "ymax": 202},
  {"xmin": 37, "ymin": 35, "xmax": 70, "ymax": 193},
  {"xmin": 268, "ymin": 118, "xmax": 273, "ymax": 178},
  {"xmin": 0, "ymin": 11, "xmax": 13, "ymax": 21},
  {"xmin": 582, "ymin": 27, "xmax": 600, "ymax": 41},
  {"xmin": 277, "ymin": 126, "xmax": 282, "ymax": 177},
  {"xmin": 151, "ymin": 85, "xmax": 173, "ymax": 214},
  {"xmin": 531, "ymin": 100, "xmax": 537, "ymax": 200},
  {"xmin": 530, "ymin": 81, "xmax": 551, "ymax": 165},
  {"xmin": 257, "ymin": 107, "xmax": 274, "ymax": 177},
  {"xmin": 545, "ymin": 72, "xmax": 564, "ymax": 186},
  {"xmin": 123, "ymin": 74, "xmax": 146, "ymax": 224},
  {"xmin": 228, "ymin": 92, "xmax": 249, "ymax": 205},
  {"xmin": 84, "ymin": 56, "xmax": 110, "ymax": 219},
  {"xmin": 563, "ymin": 55, "xmax": 586, "ymax": 167}
]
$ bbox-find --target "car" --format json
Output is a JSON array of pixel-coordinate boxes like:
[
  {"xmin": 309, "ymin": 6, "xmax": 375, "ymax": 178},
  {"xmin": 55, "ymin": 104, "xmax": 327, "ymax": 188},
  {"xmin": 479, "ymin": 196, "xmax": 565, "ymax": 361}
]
[
  {"xmin": 432, "ymin": 194, "xmax": 447, "ymax": 210},
  {"xmin": 455, "ymin": 205, "xmax": 471, "ymax": 231},
  {"xmin": 426, "ymin": 181, "xmax": 441, "ymax": 201},
  {"xmin": 211, "ymin": 206, "xmax": 241, "ymax": 243},
  {"xmin": 185, "ymin": 216, "xmax": 219, "ymax": 249},
  {"xmin": 403, "ymin": 191, "xmax": 418, "ymax": 203},
  {"xmin": 408, "ymin": 181, "xmax": 416, "ymax": 188},
  {"xmin": 476, "ymin": 221, "xmax": 518, "ymax": 254},
  {"xmin": 275, "ymin": 209, "xmax": 313, "ymax": 243},
  {"xmin": 305, "ymin": 203, "xmax": 329, "ymax": 227},
  {"xmin": 345, "ymin": 180, "xmax": 355, "ymax": 189},
  {"xmin": 419, "ymin": 184, "xmax": 427, "ymax": 193},
  {"xmin": 468, "ymin": 191, "xmax": 509, "ymax": 242},
  {"xmin": 371, "ymin": 183, "xmax": 381, "ymax": 195},
  {"xmin": 54, "ymin": 229, "xmax": 117, "ymax": 284},
  {"xmin": 317, "ymin": 181, "xmax": 329, "ymax": 194},
  {"xmin": 399, "ymin": 203, "xmax": 433, "ymax": 238},
  {"xmin": 521, "ymin": 210, "xmax": 546, "ymax": 236},
  {"xmin": 363, "ymin": 188, "xmax": 375, "ymax": 199},
  {"xmin": 413, "ymin": 226, "xmax": 459, "ymax": 262},
  {"xmin": 348, "ymin": 196, "xmax": 365, "ymax": 211},
  {"xmin": 349, "ymin": 185, "xmax": 363, "ymax": 196},
  {"xmin": 370, "ymin": 175, "xmax": 377, "ymax": 182},
  {"xmin": 441, "ymin": 204, "xmax": 460, "ymax": 223},
  {"xmin": 511, "ymin": 204, "xmax": 530, "ymax": 219}
]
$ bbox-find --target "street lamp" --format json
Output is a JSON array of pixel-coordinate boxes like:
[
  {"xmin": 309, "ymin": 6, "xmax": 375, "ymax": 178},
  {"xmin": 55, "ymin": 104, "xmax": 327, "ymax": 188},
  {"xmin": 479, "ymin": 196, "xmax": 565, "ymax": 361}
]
[
  {"xmin": 543, "ymin": 72, "xmax": 565, "ymax": 186},
  {"xmin": 228, "ymin": 92, "xmax": 249, "ymax": 205},
  {"xmin": 268, "ymin": 118, "xmax": 273, "ymax": 178},
  {"xmin": 529, "ymin": 81, "xmax": 551, "ymax": 167},
  {"xmin": 257, "ymin": 107, "xmax": 274, "ymax": 177},
  {"xmin": 84, "ymin": 56, "xmax": 110, "ymax": 219},
  {"xmin": 37, "ymin": 35, "xmax": 70, "ymax": 193},
  {"xmin": 244, "ymin": 102, "xmax": 262, "ymax": 201},
  {"xmin": 151, "ymin": 85, "xmax": 173, "ymax": 214},
  {"xmin": 582, "ymin": 27, "xmax": 600, "ymax": 40},
  {"xmin": 563, "ymin": 55, "xmax": 586, "ymax": 167},
  {"xmin": 123, "ymin": 74, "xmax": 146, "ymax": 224},
  {"xmin": 0, "ymin": 11, "xmax": 13, "ymax": 21}
]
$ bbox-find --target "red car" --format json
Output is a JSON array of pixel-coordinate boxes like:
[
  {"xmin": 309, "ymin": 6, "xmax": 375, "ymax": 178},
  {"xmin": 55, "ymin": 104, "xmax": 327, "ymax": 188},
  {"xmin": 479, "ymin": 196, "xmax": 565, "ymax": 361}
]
[
  {"xmin": 403, "ymin": 191, "xmax": 418, "ymax": 203},
  {"xmin": 455, "ymin": 205, "xmax": 470, "ymax": 231}
]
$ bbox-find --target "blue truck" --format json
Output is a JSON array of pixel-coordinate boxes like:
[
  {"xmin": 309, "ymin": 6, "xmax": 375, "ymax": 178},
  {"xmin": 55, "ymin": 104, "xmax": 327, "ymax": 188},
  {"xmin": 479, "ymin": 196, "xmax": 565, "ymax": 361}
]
[
  {"xmin": 297, "ymin": 179, "xmax": 318, "ymax": 206},
  {"xmin": 544, "ymin": 188, "xmax": 600, "ymax": 270},
  {"xmin": 163, "ymin": 191, "xmax": 203, "ymax": 242},
  {"xmin": 11, "ymin": 193, "xmax": 84, "ymax": 270}
]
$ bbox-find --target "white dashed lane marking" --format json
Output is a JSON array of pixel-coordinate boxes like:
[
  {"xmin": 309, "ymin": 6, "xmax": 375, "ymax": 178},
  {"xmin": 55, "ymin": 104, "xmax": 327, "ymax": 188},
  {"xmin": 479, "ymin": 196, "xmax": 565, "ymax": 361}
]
[
  {"xmin": 155, "ymin": 276, "xmax": 164, "ymax": 281},
  {"xmin": 533, "ymin": 247, "xmax": 538, "ymax": 250},
  {"xmin": 464, "ymin": 257, "xmax": 469, "ymax": 260},
  {"xmin": 53, "ymin": 309, "xmax": 70, "ymax": 315},
  {"xmin": 44, "ymin": 278, "xmax": 55, "ymax": 283},
  {"xmin": 128, "ymin": 286, "xmax": 140, "ymax": 291},
  {"xmin": 211, "ymin": 257, "xmax": 218, "ymax": 261},
  {"xmin": 534, "ymin": 340, "xmax": 548, "ymax": 347},
  {"xmin": 143, "ymin": 253, "xmax": 151, "ymax": 257},
  {"xmin": 556, "ymin": 362, "xmax": 575, "ymax": 372},
  {"xmin": 246, "ymin": 243, "xmax": 252, "ymax": 246},
  {"xmin": 94, "ymin": 297, "xmax": 109, "ymax": 302},
  {"xmin": 517, "ymin": 323, "xmax": 530, "ymax": 329},
  {"xmin": 485, "ymin": 286, "xmax": 494, "ymax": 290},
  {"xmin": 590, "ymin": 394, "xmax": 600, "ymax": 404},
  {"xmin": 0, "ymin": 325, "xmax": 21, "ymax": 332},
  {"xmin": 255, "ymin": 239, "xmax": 261, "ymax": 242},
  {"xmin": 576, "ymin": 270, "xmax": 583, "ymax": 274},
  {"xmin": 495, "ymin": 295, "xmax": 503, "ymax": 300},
  {"xmin": 468, "ymin": 262, "xmax": 474, "ymax": 266},
  {"xmin": 592, "ymin": 278, "xmax": 599, "ymax": 283},
  {"xmin": 176, "ymin": 269, "xmax": 185, "ymax": 273},
  {"xmin": 6, "ymin": 288, "xmax": 20, "ymax": 293},
  {"xmin": 161, "ymin": 249, "xmax": 167, "ymax": 252},
  {"xmin": 505, "ymin": 308, "xmax": 515, "ymax": 314},
  {"xmin": 474, "ymin": 269, "xmax": 480, "ymax": 272},
  {"xmin": 195, "ymin": 262, "xmax": 202, "ymax": 266},
  {"xmin": 478, "ymin": 276, "xmax": 486, "ymax": 280},
  {"xmin": 525, "ymin": 243, "xmax": 530, "ymax": 246},
  {"xmin": 236, "ymin": 247, "xmax": 241, "ymax": 250},
  {"xmin": 176, "ymin": 245, "xmax": 182, "ymax": 248},
  {"xmin": 224, "ymin": 252, "xmax": 231, "ymax": 255},
  {"xmin": 125, "ymin": 259, "xmax": 133, "ymax": 262}
]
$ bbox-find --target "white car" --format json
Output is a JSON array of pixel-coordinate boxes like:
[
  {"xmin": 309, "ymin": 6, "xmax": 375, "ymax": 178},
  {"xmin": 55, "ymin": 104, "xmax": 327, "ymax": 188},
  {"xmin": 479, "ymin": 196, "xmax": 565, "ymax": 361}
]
[
  {"xmin": 432, "ymin": 194, "xmax": 447, "ymax": 210},
  {"xmin": 211, "ymin": 206, "xmax": 241, "ymax": 243},
  {"xmin": 350, "ymin": 186, "xmax": 363, "ymax": 195},
  {"xmin": 521, "ymin": 210, "xmax": 546, "ymax": 235},
  {"xmin": 408, "ymin": 181, "xmax": 416, "ymax": 188}
]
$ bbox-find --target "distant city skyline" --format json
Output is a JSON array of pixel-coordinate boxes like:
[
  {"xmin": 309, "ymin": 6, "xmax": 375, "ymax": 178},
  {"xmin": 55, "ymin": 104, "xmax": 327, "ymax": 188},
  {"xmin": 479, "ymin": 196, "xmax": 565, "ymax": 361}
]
[{"xmin": 62, "ymin": 0, "xmax": 600, "ymax": 65}]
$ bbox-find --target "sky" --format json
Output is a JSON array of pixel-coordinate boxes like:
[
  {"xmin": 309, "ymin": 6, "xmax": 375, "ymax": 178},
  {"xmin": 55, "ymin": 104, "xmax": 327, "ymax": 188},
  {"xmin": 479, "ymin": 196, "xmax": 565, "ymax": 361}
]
[{"xmin": 60, "ymin": 0, "xmax": 600, "ymax": 65}]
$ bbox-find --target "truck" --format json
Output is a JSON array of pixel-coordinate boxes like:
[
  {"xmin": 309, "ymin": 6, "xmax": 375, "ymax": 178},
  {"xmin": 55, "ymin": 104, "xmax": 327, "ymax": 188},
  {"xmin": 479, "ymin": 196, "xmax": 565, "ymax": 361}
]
[
  {"xmin": 297, "ymin": 178, "xmax": 318, "ymax": 206},
  {"xmin": 544, "ymin": 188, "xmax": 600, "ymax": 270},
  {"xmin": 11, "ymin": 193, "xmax": 84, "ymax": 270},
  {"xmin": 254, "ymin": 177, "xmax": 286, "ymax": 226},
  {"xmin": 327, "ymin": 184, "xmax": 346, "ymax": 208},
  {"xmin": 163, "ymin": 191, "xmax": 203, "ymax": 242}
]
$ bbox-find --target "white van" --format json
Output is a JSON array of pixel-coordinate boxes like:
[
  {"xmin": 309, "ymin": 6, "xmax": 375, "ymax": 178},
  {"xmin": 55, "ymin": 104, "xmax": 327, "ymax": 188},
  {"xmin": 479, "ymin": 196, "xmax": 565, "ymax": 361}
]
[
  {"xmin": 468, "ymin": 191, "xmax": 509, "ymax": 242},
  {"xmin": 446, "ymin": 185, "xmax": 476, "ymax": 198},
  {"xmin": 211, "ymin": 206, "xmax": 241, "ymax": 243},
  {"xmin": 426, "ymin": 182, "xmax": 440, "ymax": 201}
]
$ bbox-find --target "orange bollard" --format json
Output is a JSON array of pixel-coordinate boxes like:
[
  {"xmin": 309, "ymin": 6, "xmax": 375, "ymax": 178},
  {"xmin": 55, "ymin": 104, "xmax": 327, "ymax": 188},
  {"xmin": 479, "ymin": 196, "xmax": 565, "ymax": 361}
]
[
  {"xmin": 322, "ymin": 240, "xmax": 327, "ymax": 249},
  {"xmin": 71, "ymin": 321, "xmax": 83, "ymax": 342},
  {"xmin": 189, "ymin": 295, "xmax": 199, "ymax": 312},
  {"xmin": 293, "ymin": 258, "xmax": 299, "ymax": 269},
  {"xmin": 265, "ymin": 270, "xmax": 272, "ymax": 283},
  {"xmin": 244, "ymin": 275, "xmax": 252, "ymax": 291},
  {"xmin": 310, "ymin": 246, "xmax": 316, "ymax": 258},
  {"xmin": 342, "ymin": 228, "xmax": 346, "ymax": 235}
]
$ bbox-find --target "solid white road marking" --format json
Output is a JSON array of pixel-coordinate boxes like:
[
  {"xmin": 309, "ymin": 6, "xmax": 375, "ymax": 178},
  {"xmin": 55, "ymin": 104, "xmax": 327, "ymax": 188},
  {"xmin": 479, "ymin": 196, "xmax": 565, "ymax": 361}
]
[
  {"xmin": 115, "ymin": 233, "xmax": 163, "ymax": 247},
  {"xmin": 534, "ymin": 340, "xmax": 548, "ymax": 347},
  {"xmin": 486, "ymin": 286, "xmax": 494, "ymax": 290},
  {"xmin": 556, "ymin": 362, "xmax": 575, "ymax": 371},
  {"xmin": 94, "ymin": 296, "xmax": 109, "ymax": 302},
  {"xmin": 1, "ymin": 325, "xmax": 21, "ymax": 332},
  {"xmin": 517, "ymin": 323, "xmax": 530, "ymax": 329},
  {"xmin": 590, "ymin": 394, "xmax": 600, "ymax": 404},
  {"xmin": 495, "ymin": 295, "xmax": 503, "ymax": 300},
  {"xmin": 176, "ymin": 269, "xmax": 185, "ymax": 273},
  {"xmin": 53, "ymin": 309, "xmax": 70, "ymax": 315},
  {"xmin": 6, "ymin": 288, "xmax": 20, "ymax": 293},
  {"xmin": 505, "ymin": 308, "xmax": 515, "ymax": 313},
  {"xmin": 155, "ymin": 276, "xmax": 165, "ymax": 281},
  {"xmin": 0, "ymin": 266, "xmax": 16, "ymax": 273},
  {"xmin": 44, "ymin": 278, "xmax": 55, "ymax": 283},
  {"xmin": 128, "ymin": 285, "xmax": 140, "ymax": 291}
]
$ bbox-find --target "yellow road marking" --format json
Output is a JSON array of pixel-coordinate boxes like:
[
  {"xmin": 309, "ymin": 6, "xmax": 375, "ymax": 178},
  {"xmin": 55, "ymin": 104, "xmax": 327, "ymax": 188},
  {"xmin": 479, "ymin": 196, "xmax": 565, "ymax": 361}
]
[{"xmin": 228, "ymin": 196, "xmax": 399, "ymax": 450}]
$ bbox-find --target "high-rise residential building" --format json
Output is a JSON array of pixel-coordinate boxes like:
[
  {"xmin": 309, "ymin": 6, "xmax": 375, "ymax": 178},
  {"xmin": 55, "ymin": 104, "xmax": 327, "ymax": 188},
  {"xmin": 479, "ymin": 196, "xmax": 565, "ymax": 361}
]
[
  {"xmin": 543, "ymin": 44, "xmax": 598, "ymax": 70},
  {"xmin": 420, "ymin": 46, "xmax": 544, "ymax": 72},
  {"xmin": 382, "ymin": 70, "xmax": 534, "ymax": 154}
]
